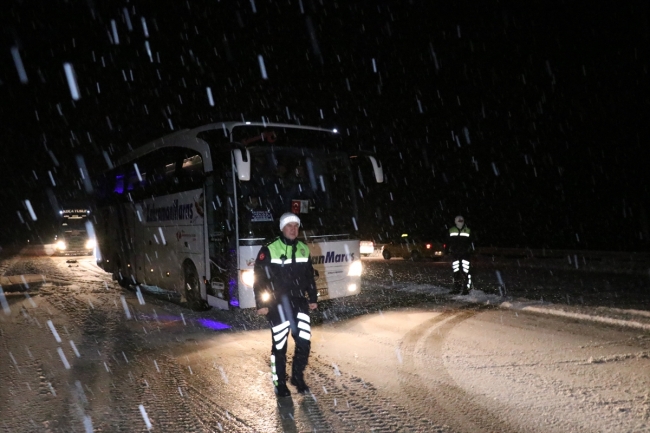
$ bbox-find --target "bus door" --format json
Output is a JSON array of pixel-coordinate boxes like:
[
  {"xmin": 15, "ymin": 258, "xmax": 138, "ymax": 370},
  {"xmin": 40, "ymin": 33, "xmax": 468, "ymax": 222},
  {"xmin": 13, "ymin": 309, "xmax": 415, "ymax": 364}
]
[
  {"xmin": 110, "ymin": 171, "xmax": 137, "ymax": 284},
  {"xmin": 205, "ymin": 159, "xmax": 237, "ymax": 309}
]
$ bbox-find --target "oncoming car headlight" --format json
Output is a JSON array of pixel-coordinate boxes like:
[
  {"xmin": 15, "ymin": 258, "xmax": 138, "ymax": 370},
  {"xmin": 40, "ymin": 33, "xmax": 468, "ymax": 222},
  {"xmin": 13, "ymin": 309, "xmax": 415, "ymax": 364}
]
[
  {"xmin": 241, "ymin": 269, "xmax": 255, "ymax": 287},
  {"xmin": 261, "ymin": 291, "xmax": 271, "ymax": 302},
  {"xmin": 55, "ymin": 240, "xmax": 66, "ymax": 250},
  {"xmin": 347, "ymin": 260, "xmax": 363, "ymax": 277},
  {"xmin": 85, "ymin": 239, "xmax": 96, "ymax": 249}
]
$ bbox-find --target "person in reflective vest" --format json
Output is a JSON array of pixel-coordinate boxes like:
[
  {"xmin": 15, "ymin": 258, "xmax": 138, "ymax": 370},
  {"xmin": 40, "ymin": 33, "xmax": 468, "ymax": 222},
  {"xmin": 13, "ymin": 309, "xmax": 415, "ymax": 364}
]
[
  {"xmin": 254, "ymin": 212, "xmax": 318, "ymax": 398},
  {"xmin": 448, "ymin": 215, "xmax": 473, "ymax": 294}
]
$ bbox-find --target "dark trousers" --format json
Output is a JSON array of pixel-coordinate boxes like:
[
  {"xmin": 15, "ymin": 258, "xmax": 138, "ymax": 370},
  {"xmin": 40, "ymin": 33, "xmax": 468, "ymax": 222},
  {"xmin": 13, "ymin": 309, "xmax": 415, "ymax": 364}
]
[
  {"xmin": 451, "ymin": 254, "xmax": 472, "ymax": 293},
  {"xmin": 267, "ymin": 296, "xmax": 312, "ymax": 386}
]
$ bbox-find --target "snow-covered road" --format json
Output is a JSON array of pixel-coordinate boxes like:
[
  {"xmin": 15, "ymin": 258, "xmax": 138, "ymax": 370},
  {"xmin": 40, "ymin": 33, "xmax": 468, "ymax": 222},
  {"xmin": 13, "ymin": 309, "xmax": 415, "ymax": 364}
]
[{"xmin": 1, "ymin": 253, "xmax": 649, "ymax": 432}]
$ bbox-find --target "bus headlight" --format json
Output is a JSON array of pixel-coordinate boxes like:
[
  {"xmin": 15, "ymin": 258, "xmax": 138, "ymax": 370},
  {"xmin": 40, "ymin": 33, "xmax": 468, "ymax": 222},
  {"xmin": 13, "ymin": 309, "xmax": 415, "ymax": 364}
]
[
  {"xmin": 85, "ymin": 239, "xmax": 96, "ymax": 249},
  {"xmin": 55, "ymin": 240, "xmax": 66, "ymax": 250},
  {"xmin": 347, "ymin": 260, "xmax": 363, "ymax": 277},
  {"xmin": 241, "ymin": 270, "xmax": 255, "ymax": 287}
]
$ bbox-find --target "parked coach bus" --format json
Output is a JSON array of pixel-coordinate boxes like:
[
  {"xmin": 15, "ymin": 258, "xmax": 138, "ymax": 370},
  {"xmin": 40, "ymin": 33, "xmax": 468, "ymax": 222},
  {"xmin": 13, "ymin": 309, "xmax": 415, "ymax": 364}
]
[{"xmin": 93, "ymin": 122, "xmax": 384, "ymax": 310}]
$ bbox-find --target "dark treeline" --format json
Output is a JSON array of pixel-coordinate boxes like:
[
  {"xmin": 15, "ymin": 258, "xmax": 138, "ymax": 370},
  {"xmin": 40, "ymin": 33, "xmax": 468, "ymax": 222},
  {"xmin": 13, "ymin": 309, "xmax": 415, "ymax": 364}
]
[{"xmin": 1, "ymin": 0, "xmax": 648, "ymax": 250}]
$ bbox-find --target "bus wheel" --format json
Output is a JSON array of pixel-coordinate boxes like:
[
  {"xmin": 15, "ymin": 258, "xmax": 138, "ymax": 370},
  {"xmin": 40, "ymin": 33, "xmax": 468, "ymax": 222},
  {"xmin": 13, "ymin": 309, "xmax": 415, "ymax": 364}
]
[
  {"xmin": 183, "ymin": 262, "xmax": 209, "ymax": 311},
  {"xmin": 382, "ymin": 250, "xmax": 392, "ymax": 260}
]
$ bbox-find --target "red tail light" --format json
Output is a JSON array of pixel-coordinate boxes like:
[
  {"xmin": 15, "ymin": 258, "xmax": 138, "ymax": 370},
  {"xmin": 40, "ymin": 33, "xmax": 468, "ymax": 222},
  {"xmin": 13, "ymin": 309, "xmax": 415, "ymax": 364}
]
[{"xmin": 426, "ymin": 244, "xmax": 431, "ymax": 249}]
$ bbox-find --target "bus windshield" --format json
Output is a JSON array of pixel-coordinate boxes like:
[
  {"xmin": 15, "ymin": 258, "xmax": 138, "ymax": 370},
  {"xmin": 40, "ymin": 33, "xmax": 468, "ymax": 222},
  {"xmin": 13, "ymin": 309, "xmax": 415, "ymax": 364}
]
[
  {"xmin": 238, "ymin": 147, "xmax": 358, "ymax": 241},
  {"xmin": 61, "ymin": 217, "xmax": 88, "ymax": 233}
]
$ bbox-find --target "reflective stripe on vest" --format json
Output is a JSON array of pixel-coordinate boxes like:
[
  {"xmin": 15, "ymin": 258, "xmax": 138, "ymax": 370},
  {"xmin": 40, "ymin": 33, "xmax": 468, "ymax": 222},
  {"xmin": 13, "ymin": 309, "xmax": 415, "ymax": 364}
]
[
  {"xmin": 267, "ymin": 238, "xmax": 310, "ymax": 265},
  {"xmin": 449, "ymin": 227, "xmax": 471, "ymax": 237}
]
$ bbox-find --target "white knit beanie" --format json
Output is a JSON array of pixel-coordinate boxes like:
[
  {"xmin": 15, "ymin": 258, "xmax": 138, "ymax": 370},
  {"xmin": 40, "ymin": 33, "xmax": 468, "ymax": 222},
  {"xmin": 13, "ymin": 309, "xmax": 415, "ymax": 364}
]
[{"xmin": 279, "ymin": 212, "xmax": 301, "ymax": 230}]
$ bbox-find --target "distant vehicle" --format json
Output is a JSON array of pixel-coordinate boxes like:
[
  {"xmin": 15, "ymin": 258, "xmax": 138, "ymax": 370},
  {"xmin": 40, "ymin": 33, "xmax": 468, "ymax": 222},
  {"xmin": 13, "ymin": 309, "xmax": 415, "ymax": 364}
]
[
  {"xmin": 93, "ymin": 121, "xmax": 384, "ymax": 310},
  {"xmin": 360, "ymin": 240, "xmax": 375, "ymax": 256},
  {"xmin": 54, "ymin": 209, "xmax": 96, "ymax": 256},
  {"xmin": 377, "ymin": 234, "xmax": 445, "ymax": 261}
]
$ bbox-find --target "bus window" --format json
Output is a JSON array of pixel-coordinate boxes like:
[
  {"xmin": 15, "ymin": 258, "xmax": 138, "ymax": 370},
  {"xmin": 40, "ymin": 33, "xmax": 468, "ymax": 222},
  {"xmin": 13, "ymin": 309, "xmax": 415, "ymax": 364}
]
[
  {"xmin": 178, "ymin": 153, "xmax": 204, "ymax": 188},
  {"xmin": 182, "ymin": 154, "xmax": 203, "ymax": 172}
]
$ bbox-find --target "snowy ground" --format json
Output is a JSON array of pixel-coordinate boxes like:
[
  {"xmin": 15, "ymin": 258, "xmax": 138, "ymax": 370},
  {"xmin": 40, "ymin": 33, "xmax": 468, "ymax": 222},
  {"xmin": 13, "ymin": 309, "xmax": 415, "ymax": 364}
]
[{"xmin": 0, "ymin": 250, "xmax": 649, "ymax": 432}]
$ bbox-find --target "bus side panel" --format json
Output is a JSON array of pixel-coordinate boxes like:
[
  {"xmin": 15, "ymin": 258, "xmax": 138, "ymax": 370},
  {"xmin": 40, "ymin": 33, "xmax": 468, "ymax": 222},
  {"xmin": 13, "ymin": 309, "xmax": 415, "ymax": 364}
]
[
  {"xmin": 309, "ymin": 240, "xmax": 361, "ymax": 300},
  {"xmin": 137, "ymin": 189, "xmax": 206, "ymax": 296},
  {"xmin": 236, "ymin": 240, "xmax": 361, "ymax": 309}
]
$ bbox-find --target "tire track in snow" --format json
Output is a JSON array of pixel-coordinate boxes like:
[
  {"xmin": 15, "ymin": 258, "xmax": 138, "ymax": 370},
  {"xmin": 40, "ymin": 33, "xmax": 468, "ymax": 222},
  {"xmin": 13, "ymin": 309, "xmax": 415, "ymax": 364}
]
[
  {"xmin": 397, "ymin": 306, "xmax": 523, "ymax": 433},
  {"xmin": 301, "ymin": 356, "xmax": 450, "ymax": 432}
]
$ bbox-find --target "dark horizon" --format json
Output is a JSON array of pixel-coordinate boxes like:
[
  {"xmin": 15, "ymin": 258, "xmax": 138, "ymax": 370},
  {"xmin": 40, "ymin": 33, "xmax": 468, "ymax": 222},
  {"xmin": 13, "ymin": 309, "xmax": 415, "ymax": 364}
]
[{"xmin": 1, "ymin": 0, "xmax": 648, "ymax": 251}]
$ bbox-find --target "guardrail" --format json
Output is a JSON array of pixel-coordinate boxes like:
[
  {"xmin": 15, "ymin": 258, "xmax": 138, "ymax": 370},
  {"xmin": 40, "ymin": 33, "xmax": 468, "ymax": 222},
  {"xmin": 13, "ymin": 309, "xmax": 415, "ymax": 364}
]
[
  {"xmin": 361, "ymin": 244, "xmax": 649, "ymax": 273},
  {"xmin": 476, "ymin": 246, "xmax": 650, "ymax": 261},
  {"xmin": 475, "ymin": 247, "xmax": 650, "ymax": 274}
]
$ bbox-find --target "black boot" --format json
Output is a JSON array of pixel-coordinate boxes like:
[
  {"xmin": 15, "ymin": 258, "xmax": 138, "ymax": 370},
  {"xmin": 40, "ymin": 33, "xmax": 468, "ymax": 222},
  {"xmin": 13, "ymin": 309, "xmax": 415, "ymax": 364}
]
[
  {"xmin": 451, "ymin": 271, "xmax": 463, "ymax": 294},
  {"xmin": 290, "ymin": 376, "xmax": 310, "ymax": 394},
  {"xmin": 275, "ymin": 382, "xmax": 291, "ymax": 398}
]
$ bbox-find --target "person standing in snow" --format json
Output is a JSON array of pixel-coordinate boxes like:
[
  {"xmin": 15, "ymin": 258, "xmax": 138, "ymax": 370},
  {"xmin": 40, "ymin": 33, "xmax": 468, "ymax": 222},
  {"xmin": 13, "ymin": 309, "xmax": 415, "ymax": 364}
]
[
  {"xmin": 254, "ymin": 212, "xmax": 318, "ymax": 397},
  {"xmin": 448, "ymin": 215, "xmax": 474, "ymax": 294}
]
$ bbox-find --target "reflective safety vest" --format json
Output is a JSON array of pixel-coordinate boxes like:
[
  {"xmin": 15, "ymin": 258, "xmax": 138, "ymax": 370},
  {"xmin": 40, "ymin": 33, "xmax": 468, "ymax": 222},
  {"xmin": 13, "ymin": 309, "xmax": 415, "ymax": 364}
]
[
  {"xmin": 448, "ymin": 226, "xmax": 472, "ymax": 254},
  {"xmin": 267, "ymin": 238, "xmax": 311, "ymax": 265},
  {"xmin": 449, "ymin": 226, "xmax": 471, "ymax": 238},
  {"xmin": 253, "ymin": 236, "xmax": 317, "ymax": 307}
]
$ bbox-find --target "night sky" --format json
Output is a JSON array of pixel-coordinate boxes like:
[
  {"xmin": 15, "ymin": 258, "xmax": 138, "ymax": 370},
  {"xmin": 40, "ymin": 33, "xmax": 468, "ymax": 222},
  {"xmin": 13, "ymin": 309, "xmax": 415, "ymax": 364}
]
[{"xmin": 1, "ymin": 0, "xmax": 648, "ymax": 251}]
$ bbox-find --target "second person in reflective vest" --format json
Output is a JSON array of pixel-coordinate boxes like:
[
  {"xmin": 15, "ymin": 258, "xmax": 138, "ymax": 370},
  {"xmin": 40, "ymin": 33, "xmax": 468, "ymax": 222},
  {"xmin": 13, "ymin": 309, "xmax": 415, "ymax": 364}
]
[{"xmin": 448, "ymin": 215, "xmax": 474, "ymax": 294}]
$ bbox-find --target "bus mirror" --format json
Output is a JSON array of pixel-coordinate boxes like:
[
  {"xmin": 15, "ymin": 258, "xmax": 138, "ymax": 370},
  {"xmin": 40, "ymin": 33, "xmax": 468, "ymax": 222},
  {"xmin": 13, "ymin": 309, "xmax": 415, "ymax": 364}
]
[
  {"xmin": 233, "ymin": 149, "xmax": 251, "ymax": 181},
  {"xmin": 368, "ymin": 156, "xmax": 384, "ymax": 183}
]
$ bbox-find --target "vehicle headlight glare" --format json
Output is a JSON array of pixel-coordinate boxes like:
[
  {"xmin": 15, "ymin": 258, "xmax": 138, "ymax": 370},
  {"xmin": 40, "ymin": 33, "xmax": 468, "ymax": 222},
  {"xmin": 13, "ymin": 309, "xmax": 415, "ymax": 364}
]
[
  {"xmin": 241, "ymin": 269, "xmax": 255, "ymax": 287},
  {"xmin": 85, "ymin": 239, "xmax": 96, "ymax": 249},
  {"xmin": 56, "ymin": 240, "xmax": 66, "ymax": 250},
  {"xmin": 347, "ymin": 260, "xmax": 363, "ymax": 277},
  {"xmin": 261, "ymin": 292, "xmax": 270, "ymax": 302}
]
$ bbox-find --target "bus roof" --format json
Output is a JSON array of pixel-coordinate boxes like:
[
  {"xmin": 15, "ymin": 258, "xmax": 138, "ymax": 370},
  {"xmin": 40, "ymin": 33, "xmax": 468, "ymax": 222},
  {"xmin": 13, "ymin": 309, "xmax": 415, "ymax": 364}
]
[{"xmin": 115, "ymin": 122, "xmax": 338, "ymax": 169}]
